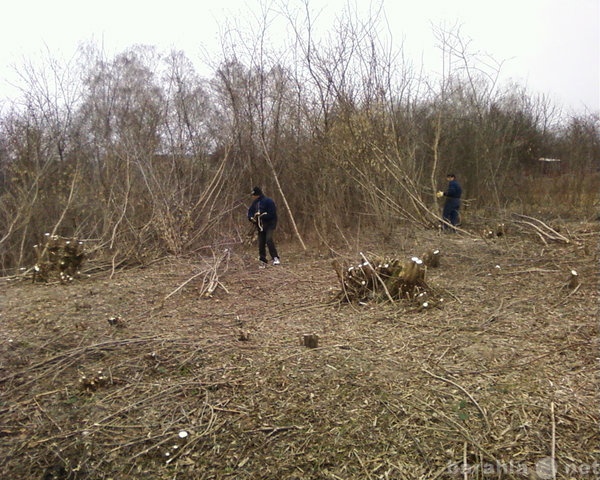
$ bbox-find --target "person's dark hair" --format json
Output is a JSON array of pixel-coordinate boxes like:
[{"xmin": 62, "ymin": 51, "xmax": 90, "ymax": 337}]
[
  {"xmin": 446, "ymin": 173, "xmax": 456, "ymax": 178},
  {"xmin": 251, "ymin": 186, "xmax": 263, "ymax": 196}
]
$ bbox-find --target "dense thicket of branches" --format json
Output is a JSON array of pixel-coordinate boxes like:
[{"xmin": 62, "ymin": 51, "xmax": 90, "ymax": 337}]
[{"xmin": 0, "ymin": 5, "xmax": 598, "ymax": 274}]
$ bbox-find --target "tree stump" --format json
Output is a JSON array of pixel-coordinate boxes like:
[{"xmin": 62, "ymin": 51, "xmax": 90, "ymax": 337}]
[
  {"xmin": 238, "ymin": 330, "xmax": 251, "ymax": 341},
  {"xmin": 422, "ymin": 249, "xmax": 440, "ymax": 268},
  {"xmin": 301, "ymin": 334, "xmax": 319, "ymax": 348},
  {"xmin": 482, "ymin": 227, "xmax": 495, "ymax": 239},
  {"xmin": 566, "ymin": 270, "xmax": 580, "ymax": 290}
]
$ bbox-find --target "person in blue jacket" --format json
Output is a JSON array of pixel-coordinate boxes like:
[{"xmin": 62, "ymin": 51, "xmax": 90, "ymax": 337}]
[
  {"xmin": 437, "ymin": 174, "xmax": 462, "ymax": 231},
  {"xmin": 248, "ymin": 186, "xmax": 280, "ymax": 267}
]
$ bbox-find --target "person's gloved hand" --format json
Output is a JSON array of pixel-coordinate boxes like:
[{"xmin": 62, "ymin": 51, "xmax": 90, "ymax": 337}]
[{"xmin": 436, "ymin": 191, "xmax": 444, "ymax": 198}]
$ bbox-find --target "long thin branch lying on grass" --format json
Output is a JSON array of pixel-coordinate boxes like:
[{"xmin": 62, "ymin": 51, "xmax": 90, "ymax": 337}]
[
  {"xmin": 409, "ymin": 392, "xmax": 500, "ymax": 465},
  {"xmin": 353, "ymin": 449, "xmax": 375, "ymax": 480},
  {"xmin": 163, "ymin": 271, "xmax": 206, "ymax": 302},
  {"xmin": 512, "ymin": 213, "xmax": 570, "ymax": 244},
  {"xmin": 249, "ymin": 425, "xmax": 305, "ymax": 436},
  {"xmin": 463, "ymin": 442, "xmax": 468, "ymax": 480},
  {"xmin": 550, "ymin": 401, "xmax": 557, "ymax": 480},
  {"xmin": 421, "ymin": 367, "xmax": 491, "ymax": 431}
]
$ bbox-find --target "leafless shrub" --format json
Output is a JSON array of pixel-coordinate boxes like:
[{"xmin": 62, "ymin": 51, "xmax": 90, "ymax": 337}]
[{"xmin": 0, "ymin": 6, "xmax": 597, "ymax": 277}]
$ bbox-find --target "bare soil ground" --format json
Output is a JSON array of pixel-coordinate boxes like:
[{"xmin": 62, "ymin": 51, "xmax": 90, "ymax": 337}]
[{"xmin": 1, "ymin": 220, "xmax": 598, "ymax": 479}]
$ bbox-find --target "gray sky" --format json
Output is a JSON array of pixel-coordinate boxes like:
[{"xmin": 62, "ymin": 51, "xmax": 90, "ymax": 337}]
[{"xmin": 1, "ymin": 0, "xmax": 598, "ymax": 114}]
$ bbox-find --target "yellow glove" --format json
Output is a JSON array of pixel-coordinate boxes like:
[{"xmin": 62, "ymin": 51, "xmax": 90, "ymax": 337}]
[{"xmin": 436, "ymin": 191, "xmax": 444, "ymax": 198}]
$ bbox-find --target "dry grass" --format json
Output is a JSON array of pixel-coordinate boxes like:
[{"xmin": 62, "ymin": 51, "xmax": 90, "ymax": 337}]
[{"xmin": 0, "ymin": 217, "xmax": 598, "ymax": 479}]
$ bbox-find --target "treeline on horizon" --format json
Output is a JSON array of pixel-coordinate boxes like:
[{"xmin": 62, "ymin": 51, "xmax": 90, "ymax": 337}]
[{"xmin": 0, "ymin": 9, "xmax": 598, "ymax": 274}]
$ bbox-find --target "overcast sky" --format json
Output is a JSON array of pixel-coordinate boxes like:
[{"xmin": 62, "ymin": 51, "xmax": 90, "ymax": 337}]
[{"xmin": 1, "ymin": 0, "xmax": 598, "ymax": 114}]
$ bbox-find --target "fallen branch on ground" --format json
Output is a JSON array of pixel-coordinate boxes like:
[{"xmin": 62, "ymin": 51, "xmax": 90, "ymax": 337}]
[{"xmin": 512, "ymin": 213, "xmax": 570, "ymax": 244}]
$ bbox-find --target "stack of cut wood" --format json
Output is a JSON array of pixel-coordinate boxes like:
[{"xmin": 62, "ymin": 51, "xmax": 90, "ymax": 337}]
[
  {"xmin": 33, "ymin": 233, "xmax": 85, "ymax": 283},
  {"xmin": 333, "ymin": 252, "xmax": 434, "ymax": 304}
]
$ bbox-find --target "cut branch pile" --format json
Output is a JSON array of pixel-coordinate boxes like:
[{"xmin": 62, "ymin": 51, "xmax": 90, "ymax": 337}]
[
  {"xmin": 33, "ymin": 233, "xmax": 85, "ymax": 283},
  {"xmin": 333, "ymin": 251, "xmax": 437, "ymax": 304},
  {"xmin": 162, "ymin": 248, "xmax": 231, "ymax": 304}
]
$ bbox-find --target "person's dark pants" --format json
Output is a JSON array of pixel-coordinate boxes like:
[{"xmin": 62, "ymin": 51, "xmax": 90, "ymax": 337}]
[
  {"xmin": 443, "ymin": 201, "xmax": 460, "ymax": 230},
  {"xmin": 258, "ymin": 222, "xmax": 278, "ymax": 263}
]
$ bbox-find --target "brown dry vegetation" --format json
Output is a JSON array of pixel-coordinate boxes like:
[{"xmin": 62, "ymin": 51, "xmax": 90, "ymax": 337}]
[
  {"xmin": 1, "ymin": 5, "xmax": 598, "ymax": 478},
  {"xmin": 1, "ymin": 217, "xmax": 598, "ymax": 480}
]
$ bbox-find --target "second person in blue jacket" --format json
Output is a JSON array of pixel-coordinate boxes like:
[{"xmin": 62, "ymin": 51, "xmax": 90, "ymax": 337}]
[{"xmin": 437, "ymin": 174, "xmax": 462, "ymax": 231}]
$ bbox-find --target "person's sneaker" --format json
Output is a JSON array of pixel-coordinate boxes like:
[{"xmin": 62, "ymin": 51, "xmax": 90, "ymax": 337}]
[
  {"xmin": 272, "ymin": 257, "xmax": 281, "ymax": 266},
  {"xmin": 259, "ymin": 261, "xmax": 268, "ymax": 269}
]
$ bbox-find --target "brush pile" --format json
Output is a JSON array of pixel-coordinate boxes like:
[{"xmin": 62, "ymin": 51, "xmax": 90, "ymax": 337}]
[
  {"xmin": 333, "ymin": 250, "xmax": 440, "ymax": 304},
  {"xmin": 33, "ymin": 233, "xmax": 85, "ymax": 283}
]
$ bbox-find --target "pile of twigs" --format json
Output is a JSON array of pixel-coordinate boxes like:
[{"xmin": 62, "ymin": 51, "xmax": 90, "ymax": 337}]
[
  {"xmin": 162, "ymin": 248, "xmax": 231, "ymax": 303},
  {"xmin": 33, "ymin": 233, "xmax": 85, "ymax": 283},
  {"xmin": 333, "ymin": 251, "xmax": 438, "ymax": 304}
]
